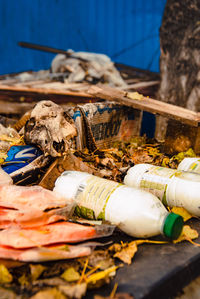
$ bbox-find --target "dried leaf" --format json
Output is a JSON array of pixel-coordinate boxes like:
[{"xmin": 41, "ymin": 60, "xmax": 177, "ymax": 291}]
[
  {"xmin": 136, "ymin": 240, "xmax": 168, "ymax": 245},
  {"xmin": 86, "ymin": 265, "xmax": 118, "ymax": 285},
  {"xmin": 170, "ymin": 207, "xmax": 193, "ymax": 222},
  {"xmin": 88, "ymin": 250, "xmax": 114, "ymax": 270},
  {"xmin": 114, "ymin": 242, "xmax": 137, "ymax": 265},
  {"xmin": 30, "ymin": 288, "xmax": 66, "ymax": 299},
  {"xmin": 18, "ymin": 273, "xmax": 29, "ymax": 286},
  {"xmin": 0, "ymin": 287, "xmax": 18, "ymax": 299},
  {"xmin": 173, "ymin": 225, "xmax": 198, "ymax": 244},
  {"xmin": 32, "ymin": 277, "xmax": 66, "ymax": 287},
  {"xmin": 171, "ymin": 148, "xmax": 196, "ymax": 164},
  {"xmin": 61, "ymin": 267, "xmax": 80, "ymax": 282},
  {"xmin": 59, "ymin": 283, "xmax": 87, "ymax": 299},
  {"xmin": 30, "ymin": 264, "xmax": 46, "ymax": 281},
  {"xmin": 0, "ymin": 264, "xmax": 13, "ymax": 284},
  {"xmin": 109, "ymin": 240, "xmax": 168, "ymax": 265},
  {"xmin": 126, "ymin": 92, "xmax": 144, "ymax": 101},
  {"xmin": 161, "ymin": 157, "xmax": 170, "ymax": 167}
]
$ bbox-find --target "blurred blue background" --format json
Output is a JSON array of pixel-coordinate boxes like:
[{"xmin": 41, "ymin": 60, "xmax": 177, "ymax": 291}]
[{"xmin": 0, "ymin": 0, "xmax": 166, "ymax": 75}]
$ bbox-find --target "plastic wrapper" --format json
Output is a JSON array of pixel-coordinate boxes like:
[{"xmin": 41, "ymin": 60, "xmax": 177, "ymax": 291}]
[
  {"xmin": 0, "ymin": 184, "xmax": 72, "ymax": 211},
  {"xmin": 0, "ymin": 243, "xmax": 92, "ymax": 262},
  {"xmin": 0, "ymin": 206, "xmax": 72, "ymax": 229},
  {"xmin": 0, "ymin": 222, "xmax": 114, "ymax": 248}
]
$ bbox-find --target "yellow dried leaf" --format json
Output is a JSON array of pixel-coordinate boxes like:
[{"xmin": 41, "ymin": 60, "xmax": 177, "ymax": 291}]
[
  {"xmin": 18, "ymin": 273, "xmax": 29, "ymax": 286},
  {"xmin": 59, "ymin": 283, "xmax": 87, "ymax": 299},
  {"xmin": 135, "ymin": 239, "xmax": 168, "ymax": 246},
  {"xmin": 30, "ymin": 264, "xmax": 46, "ymax": 281},
  {"xmin": 61, "ymin": 267, "xmax": 80, "ymax": 282},
  {"xmin": 0, "ymin": 135, "xmax": 24, "ymax": 146},
  {"xmin": 170, "ymin": 207, "xmax": 193, "ymax": 222},
  {"xmin": 86, "ymin": 265, "xmax": 118, "ymax": 284},
  {"xmin": 110, "ymin": 240, "xmax": 167, "ymax": 265},
  {"xmin": 161, "ymin": 157, "xmax": 170, "ymax": 167},
  {"xmin": 30, "ymin": 288, "xmax": 66, "ymax": 299},
  {"xmin": 173, "ymin": 225, "xmax": 198, "ymax": 244},
  {"xmin": 126, "ymin": 92, "xmax": 144, "ymax": 101},
  {"xmin": 0, "ymin": 153, "xmax": 8, "ymax": 164},
  {"xmin": 114, "ymin": 242, "xmax": 137, "ymax": 265},
  {"xmin": 0, "ymin": 264, "xmax": 13, "ymax": 284}
]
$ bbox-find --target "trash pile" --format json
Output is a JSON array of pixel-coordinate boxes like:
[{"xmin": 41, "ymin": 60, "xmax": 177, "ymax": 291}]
[
  {"xmin": 0, "ymin": 98, "xmax": 200, "ymax": 298},
  {"xmin": 2, "ymin": 51, "xmax": 128, "ymax": 89}
]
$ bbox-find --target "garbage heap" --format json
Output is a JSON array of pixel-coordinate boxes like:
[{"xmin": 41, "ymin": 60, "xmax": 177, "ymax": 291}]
[{"xmin": 0, "ymin": 55, "xmax": 199, "ymax": 298}]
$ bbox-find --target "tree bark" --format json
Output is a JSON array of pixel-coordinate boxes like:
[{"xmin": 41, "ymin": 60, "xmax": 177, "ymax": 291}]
[{"xmin": 158, "ymin": 0, "xmax": 200, "ymax": 112}]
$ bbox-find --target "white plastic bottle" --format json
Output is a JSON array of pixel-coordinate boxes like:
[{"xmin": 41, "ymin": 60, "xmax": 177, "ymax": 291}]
[
  {"xmin": 54, "ymin": 171, "xmax": 183, "ymax": 239},
  {"xmin": 124, "ymin": 164, "xmax": 200, "ymax": 216},
  {"xmin": 178, "ymin": 157, "xmax": 200, "ymax": 174}
]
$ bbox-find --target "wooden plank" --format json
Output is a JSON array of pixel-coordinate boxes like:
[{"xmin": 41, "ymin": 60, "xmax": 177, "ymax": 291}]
[
  {"xmin": 0, "ymin": 83, "xmax": 93, "ymax": 98},
  {"xmin": 0, "ymin": 81, "xmax": 199, "ymax": 127},
  {"xmin": 87, "ymin": 85, "xmax": 200, "ymax": 127}
]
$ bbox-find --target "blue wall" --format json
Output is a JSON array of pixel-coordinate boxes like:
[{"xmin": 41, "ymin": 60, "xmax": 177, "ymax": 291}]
[{"xmin": 0, "ymin": 0, "xmax": 166, "ymax": 75}]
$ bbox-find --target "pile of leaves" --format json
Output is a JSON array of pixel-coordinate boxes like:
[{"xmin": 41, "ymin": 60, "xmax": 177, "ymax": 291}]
[
  {"xmin": 0, "ymin": 132, "xmax": 198, "ymax": 298},
  {"xmin": 73, "ymin": 137, "xmax": 196, "ymax": 183}
]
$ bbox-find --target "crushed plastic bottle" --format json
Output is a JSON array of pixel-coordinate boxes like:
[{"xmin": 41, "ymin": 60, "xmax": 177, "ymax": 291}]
[
  {"xmin": 54, "ymin": 171, "xmax": 183, "ymax": 239},
  {"xmin": 124, "ymin": 163, "xmax": 200, "ymax": 216},
  {"xmin": 178, "ymin": 157, "xmax": 200, "ymax": 174}
]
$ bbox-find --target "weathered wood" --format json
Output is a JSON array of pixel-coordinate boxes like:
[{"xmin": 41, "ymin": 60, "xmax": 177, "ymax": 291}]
[
  {"xmin": 0, "ymin": 83, "xmax": 93, "ymax": 98},
  {"xmin": 0, "ymin": 100, "xmax": 35, "ymax": 115},
  {"xmin": 87, "ymin": 85, "xmax": 200, "ymax": 127}
]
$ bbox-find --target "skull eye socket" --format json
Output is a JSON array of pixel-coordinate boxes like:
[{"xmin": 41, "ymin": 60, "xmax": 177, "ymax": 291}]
[
  {"xmin": 53, "ymin": 140, "xmax": 65, "ymax": 153},
  {"xmin": 25, "ymin": 117, "xmax": 36, "ymax": 132},
  {"xmin": 43, "ymin": 102, "xmax": 52, "ymax": 108}
]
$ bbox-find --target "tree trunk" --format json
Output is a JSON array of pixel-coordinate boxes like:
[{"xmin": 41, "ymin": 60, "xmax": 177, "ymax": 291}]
[
  {"xmin": 158, "ymin": 0, "xmax": 200, "ymax": 112},
  {"xmin": 155, "ymin": 0, "xmax": 200, "ymax": 143}
]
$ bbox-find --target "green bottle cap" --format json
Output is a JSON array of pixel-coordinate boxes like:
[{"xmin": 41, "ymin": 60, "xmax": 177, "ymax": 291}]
[{"xmin": 163, "ymin": 213, "xmax": 183, "ymax": 240}]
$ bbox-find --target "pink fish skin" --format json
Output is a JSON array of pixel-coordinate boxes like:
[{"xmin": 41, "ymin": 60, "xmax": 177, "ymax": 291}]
[
  {"xmin": 0, "ymin": 185, "xmax": 71, "ymax": 211},
  {"xmin": 0, "ymin": 222, "xmax": 98, "ymax": 248},
  {"xmin": 0, "ymin": 207, "xmax": 68, "ymax": 229},
  {"xmin": 0, "ymin": 244, "xmax": 91, "ymax": 262}
]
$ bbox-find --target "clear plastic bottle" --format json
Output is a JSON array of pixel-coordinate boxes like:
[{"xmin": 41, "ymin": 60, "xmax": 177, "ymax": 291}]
[
  {"xmin": 124, "ymin": 164, "xmax": 200, "ymax": 216},
  {"xmin": 178, "ymin": 157, "xmax": 200, "ymax": 174},
  {"xmin": 54, "ymin": 171, "xmax": 183, "ymax": 239}
]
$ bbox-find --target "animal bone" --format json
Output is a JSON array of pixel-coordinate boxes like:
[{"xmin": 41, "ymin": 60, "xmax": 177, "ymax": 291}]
[{"xmin": 24, "ymin": 101, "xmax": 77, "ymax": 157}]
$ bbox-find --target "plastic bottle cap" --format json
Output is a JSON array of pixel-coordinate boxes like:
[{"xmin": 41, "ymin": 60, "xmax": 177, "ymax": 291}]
[{"xmin": 163, "ymin": 213, "xmax": 183, "ymax": 240}]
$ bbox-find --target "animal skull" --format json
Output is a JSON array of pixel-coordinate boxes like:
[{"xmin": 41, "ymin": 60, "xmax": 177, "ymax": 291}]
[{"xmin": 24, "ymin": 101, "xmax": 77, "ymax": 157}]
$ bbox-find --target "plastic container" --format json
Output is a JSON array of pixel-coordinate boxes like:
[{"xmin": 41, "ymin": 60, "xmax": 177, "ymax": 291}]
[
  {"xmin": 54, "ymin": 171, "xmax": 183, "ymax": 239},
  {"xmin": 178, "ymin": 157, "xmax": 200, "ymax": 174},
  {"xmin": 124, "ymin": 164, "xmax": 200, "ymax": 216}
]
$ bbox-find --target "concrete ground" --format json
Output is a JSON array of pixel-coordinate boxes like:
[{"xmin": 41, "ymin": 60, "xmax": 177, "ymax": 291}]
[{"xmin": 176, "ymin": 276, "xmax": 200, "ymax": 299}]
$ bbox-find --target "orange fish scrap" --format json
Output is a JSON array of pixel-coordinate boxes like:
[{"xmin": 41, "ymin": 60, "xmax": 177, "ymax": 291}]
[{"xmin": 0, "ymin": 184, "xmax": 113, "ymax": 262}]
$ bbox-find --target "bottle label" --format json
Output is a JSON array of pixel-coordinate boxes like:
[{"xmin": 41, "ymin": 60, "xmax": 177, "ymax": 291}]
[
  {"xmin": 188, "ymin": 160, "xmax": 200, "ymax": 173},
  {"xmin": 74, "ymin": 176, "xmax": 122, "ymax": 220},
  {"xmin": 140, "ymin": 166, "xmax": 177, "ymax": 204}
]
